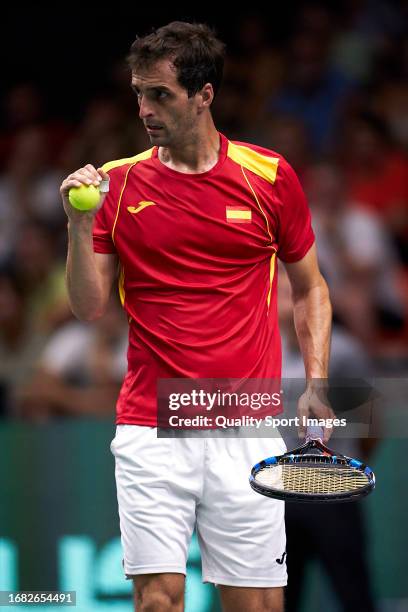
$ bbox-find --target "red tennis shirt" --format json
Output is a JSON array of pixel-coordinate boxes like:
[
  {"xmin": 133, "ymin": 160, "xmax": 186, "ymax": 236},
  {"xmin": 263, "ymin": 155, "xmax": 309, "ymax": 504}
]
[{"xmin": 93, "ymin": 133, "xmax": 314, "ymax": 425}]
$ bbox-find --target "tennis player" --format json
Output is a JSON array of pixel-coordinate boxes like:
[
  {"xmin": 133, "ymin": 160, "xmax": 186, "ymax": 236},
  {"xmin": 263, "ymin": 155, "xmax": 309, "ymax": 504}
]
[{"xmin": 60, "ymin": 21, "xmax": 333, "ymax": 612}]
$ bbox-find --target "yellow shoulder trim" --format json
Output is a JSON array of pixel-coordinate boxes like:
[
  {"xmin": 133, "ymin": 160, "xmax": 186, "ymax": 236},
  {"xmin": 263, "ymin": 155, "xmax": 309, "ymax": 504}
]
[
  {"xmin": 227, "ymin": 142, "xmax": 279, "ymax": 184},
  {"xmin": 102, "ymin": 148, "xmax": 154, "ymax": 173}
]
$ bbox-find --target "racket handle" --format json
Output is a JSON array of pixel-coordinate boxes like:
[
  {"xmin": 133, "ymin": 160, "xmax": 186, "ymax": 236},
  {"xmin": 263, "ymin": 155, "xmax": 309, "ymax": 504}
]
[{"xmin": 306, "ymin": 425, "xmax": 324, "ymax": 441}]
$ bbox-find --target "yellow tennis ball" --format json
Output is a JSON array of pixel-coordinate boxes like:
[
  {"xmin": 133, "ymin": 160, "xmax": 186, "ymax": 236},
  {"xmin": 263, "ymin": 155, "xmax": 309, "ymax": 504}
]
[{"xmin": 68, "ymin": 184, "xmax": 100, "ymax": 211}]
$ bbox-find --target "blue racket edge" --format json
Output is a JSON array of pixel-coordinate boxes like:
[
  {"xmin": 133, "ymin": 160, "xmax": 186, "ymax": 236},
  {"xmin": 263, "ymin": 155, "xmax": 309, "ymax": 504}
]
[
  {"xmin": 249, "ymin": 459, "xmax": 376, "ymax": 502},
  {"xmin": 249, "ymin": 425, "xmax": 376, "ymax": 503}
]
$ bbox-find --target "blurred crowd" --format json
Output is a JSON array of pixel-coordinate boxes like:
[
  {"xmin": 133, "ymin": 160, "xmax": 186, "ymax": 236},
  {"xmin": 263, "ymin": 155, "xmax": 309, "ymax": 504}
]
[{"xmin": 0, "ymin": 2, "xmax": 407, "ymax": 420}]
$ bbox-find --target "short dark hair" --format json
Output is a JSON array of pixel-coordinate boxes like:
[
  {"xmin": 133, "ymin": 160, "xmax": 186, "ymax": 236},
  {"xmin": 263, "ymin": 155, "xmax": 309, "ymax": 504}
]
[{"xmin": 128, "ymin": 21, "xmax": 226, "ymax": 99}]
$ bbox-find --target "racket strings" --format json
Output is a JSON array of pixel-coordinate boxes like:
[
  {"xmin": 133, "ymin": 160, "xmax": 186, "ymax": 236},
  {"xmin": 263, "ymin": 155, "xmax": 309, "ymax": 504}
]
[{"xmin": 255, "ymin": 464, "xmax": 369, "ymax": 494}]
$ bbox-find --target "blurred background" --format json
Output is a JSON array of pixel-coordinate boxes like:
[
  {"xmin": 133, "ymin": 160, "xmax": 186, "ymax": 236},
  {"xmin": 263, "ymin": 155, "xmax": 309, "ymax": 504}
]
[{"xmin": 0, "ymin": 2, "xmax": 407, "ymax": 611}]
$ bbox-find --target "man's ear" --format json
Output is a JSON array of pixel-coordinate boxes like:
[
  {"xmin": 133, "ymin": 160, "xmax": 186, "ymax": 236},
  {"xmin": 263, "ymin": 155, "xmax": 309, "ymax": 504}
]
[{"xmin": 197, "ymin": 83, "xmax": 214, "ymax": 112}]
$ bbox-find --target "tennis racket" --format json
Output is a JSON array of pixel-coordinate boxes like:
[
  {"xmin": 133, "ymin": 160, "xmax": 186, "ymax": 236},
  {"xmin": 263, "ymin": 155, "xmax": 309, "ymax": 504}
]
[{"xmin": 249, "ymin": 426, "xmax": 375, "ymax": 503}]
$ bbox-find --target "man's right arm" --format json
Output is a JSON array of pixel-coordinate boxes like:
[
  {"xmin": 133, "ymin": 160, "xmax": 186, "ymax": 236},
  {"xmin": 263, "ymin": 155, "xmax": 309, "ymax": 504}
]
[{"xmin": 60, "ymin": 164, "xmax": 118, "ymax": 321}]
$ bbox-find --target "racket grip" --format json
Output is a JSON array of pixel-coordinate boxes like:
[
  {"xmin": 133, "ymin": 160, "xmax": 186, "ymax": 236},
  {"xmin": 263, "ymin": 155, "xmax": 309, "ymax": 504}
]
[{"xmin": 306, "ymin": 425, "xmax": 324, "ymax": 441}]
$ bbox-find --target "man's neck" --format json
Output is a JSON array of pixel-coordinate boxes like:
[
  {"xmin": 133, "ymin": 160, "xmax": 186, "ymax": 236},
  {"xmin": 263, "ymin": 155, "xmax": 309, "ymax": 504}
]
[{"xmin": 158, "ymin": 119, "xmax": 221, "ymax": 174}]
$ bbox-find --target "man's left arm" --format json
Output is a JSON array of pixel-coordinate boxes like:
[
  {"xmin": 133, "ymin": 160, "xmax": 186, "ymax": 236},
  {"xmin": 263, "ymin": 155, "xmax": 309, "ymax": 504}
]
[{"xmin": 284, "ymin": 244, "xmax": 335, "ymax": 441}]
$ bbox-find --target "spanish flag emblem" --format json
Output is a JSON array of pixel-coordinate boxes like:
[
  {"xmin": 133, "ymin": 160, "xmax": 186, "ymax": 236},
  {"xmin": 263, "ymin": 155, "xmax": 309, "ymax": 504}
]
[{"xmin": 226, "ymin": 206, "xmax": 252, "ymax": 223}]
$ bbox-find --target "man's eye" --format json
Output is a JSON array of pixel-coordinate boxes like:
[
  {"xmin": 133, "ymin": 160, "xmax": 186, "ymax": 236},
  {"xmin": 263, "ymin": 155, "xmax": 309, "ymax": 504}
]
[{"xmin": 156, "ymin": 91, "xmax": 168, "ymax": 99}]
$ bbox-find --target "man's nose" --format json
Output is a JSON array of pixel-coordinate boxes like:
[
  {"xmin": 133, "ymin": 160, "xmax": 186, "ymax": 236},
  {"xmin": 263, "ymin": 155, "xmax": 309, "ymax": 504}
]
[{"xmin": 138, "ymin": 96, "xmax": 153, "ymax": 119}]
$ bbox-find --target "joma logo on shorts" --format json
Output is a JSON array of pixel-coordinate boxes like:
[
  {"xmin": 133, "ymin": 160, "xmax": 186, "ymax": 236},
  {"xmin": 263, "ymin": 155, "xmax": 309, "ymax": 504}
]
[{"xmin": 276, "ymin": 551, "xmax": 286, "ymax": 565}]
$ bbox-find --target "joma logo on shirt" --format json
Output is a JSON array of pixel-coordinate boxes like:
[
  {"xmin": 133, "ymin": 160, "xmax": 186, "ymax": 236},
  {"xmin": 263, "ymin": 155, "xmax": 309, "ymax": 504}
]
[{"xmin": 127, "ymin": 201, "xmax": 156, "ymax": 214}]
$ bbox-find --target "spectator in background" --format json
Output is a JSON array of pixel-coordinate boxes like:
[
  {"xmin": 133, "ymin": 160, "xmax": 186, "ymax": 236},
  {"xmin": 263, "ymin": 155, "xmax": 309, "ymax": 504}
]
[
  {"xmin": 330, "ymin": 0, "xmax": 405, "ymax": 85},
  {"xmin": 340, "ymin": 112, "xmax": 408, "ymax": 266},
  {"xmin": 0, "ymin": 269, "xmax": 47, "ymax": 417},
  {"xmin": 373, "ymin": 80, "xmax": 408, "ymax": 152},
  {"xmin": 17, "ymin": 296, "xmax": 127, "ymax": 421},
  {"xmin": 267, "ymin": 9, "xmax": 356, "ymax": 154},
  {"xmin": 0, "ymin": 82, "xmax": 70, "ymax": 170},
  {"xmin": 216, "ymin": 15, "xmax": 284, "ymax": 136},
  {"xmin": 7, "ymin": 221, "xmax": 71, "ymax": 334},
  {"xmin": 0, "ymin": 126, "xmax": 65, "ymax": 263},
  {"xmin": 305, "ymin": 161, "xmax": 405, "ymax": 351}
]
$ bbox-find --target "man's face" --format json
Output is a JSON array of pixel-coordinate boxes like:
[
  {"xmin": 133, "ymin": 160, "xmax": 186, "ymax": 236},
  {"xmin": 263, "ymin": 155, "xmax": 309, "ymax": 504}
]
[{"xmin": 131, "ymin": 59, "xmax": 200, "ymax": 147}]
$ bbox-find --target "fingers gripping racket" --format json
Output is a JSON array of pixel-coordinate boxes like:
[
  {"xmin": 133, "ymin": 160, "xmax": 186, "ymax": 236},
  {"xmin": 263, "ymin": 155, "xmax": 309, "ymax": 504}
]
[{"xmin": 249, "ymin": 426, "xmax": 375, "ymax": 503}]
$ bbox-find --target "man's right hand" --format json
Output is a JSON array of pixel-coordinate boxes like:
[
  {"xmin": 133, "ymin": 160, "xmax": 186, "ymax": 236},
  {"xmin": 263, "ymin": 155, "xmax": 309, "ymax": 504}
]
[{"xmin": 60, "ymin": 164, "xmax": 110, "ymax": 221}]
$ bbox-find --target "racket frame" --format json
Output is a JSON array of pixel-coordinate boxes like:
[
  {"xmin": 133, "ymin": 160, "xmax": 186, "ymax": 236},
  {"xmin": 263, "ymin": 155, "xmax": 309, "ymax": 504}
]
[{"xmin": 249, "ymin": 437, "xmax": 376, "ymax": 503}]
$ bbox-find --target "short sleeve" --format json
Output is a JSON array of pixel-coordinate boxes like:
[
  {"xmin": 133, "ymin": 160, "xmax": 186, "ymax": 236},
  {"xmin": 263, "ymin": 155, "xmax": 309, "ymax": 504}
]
[
  {"xmin": 274, "ymin": 159, "xmax": 315, "ymax": 263},
  {"xmin": 93, "ymin": 193, "xmax": 116, "ymax": 254}
]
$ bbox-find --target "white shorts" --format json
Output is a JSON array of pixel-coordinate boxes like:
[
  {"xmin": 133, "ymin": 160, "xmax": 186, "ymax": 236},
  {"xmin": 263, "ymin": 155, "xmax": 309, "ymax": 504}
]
[{"xmin": 111, "ymin": 425, "xmax": 287, "ymax": 587}]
